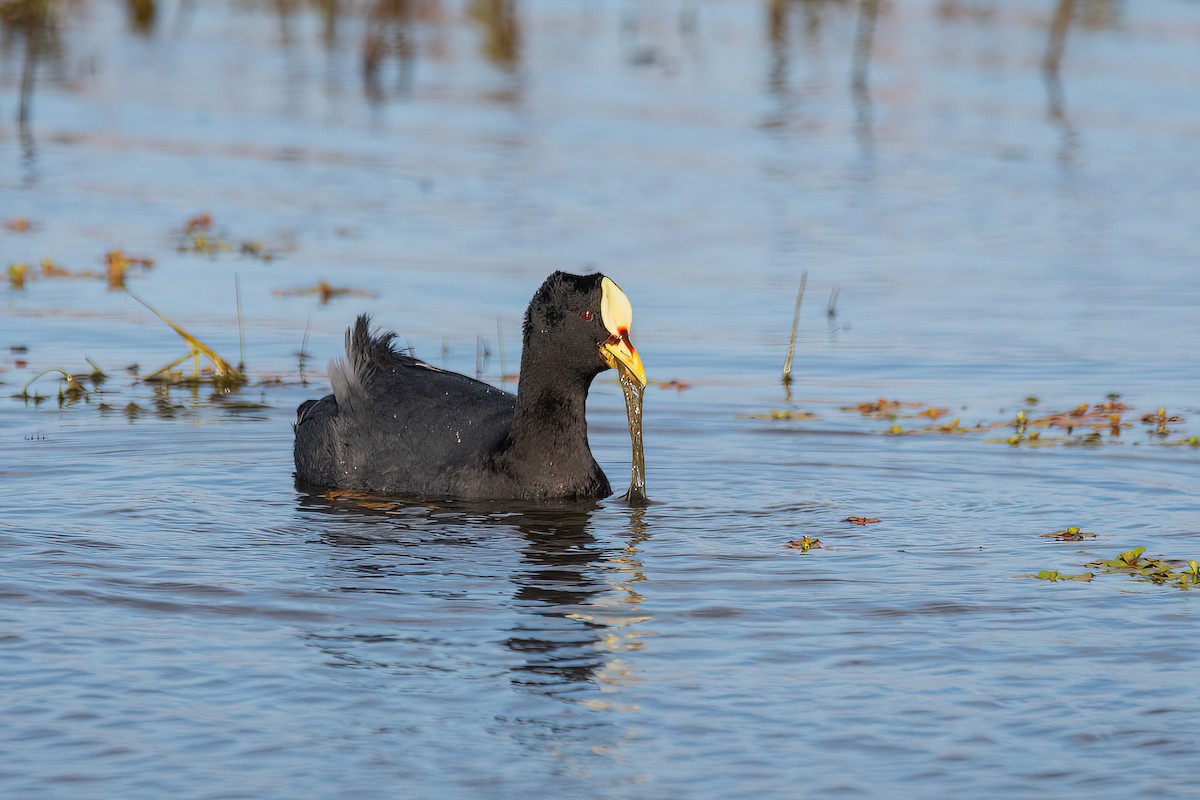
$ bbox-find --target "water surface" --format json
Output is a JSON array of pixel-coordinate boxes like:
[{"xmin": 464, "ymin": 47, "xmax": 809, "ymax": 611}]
[{"xmin": 3, "ymin": 1, "xmax": 1200, "ymax": 798}]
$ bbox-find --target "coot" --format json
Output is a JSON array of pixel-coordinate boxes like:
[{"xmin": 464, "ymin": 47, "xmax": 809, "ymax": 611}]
[{"xmin": 293, "ymin": 271, "xmax": 647, "ymax": 500}]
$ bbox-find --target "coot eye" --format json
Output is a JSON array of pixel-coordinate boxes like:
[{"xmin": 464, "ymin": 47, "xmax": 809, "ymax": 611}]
[{"xmin": 580, "ymin": 309, "xmax": 594, "ymax": 321}]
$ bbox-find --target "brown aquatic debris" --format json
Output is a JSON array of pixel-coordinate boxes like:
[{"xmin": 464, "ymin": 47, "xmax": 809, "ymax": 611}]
[
  {"xmin": 842, "ymin": 398, "xmax": 925, "ymax": 417},
  {"xmin": 274, "ymin": 281, "xmax": 376, "ymax": 305},
  {"xmin": 185, "ymin": 213, "xmax": 214, "ymax": 233},
  {"xmin": 843, "ymin": 516, "xmax": 881, "ymax": 526},
  {"xmin": 40, "ymin": 259, "xmax": 74, "ymax": 277},
  {"xmin": 4, "ymin": 218, "xmax": 36, "ymax": 233},
  {"xmin": 659, "ymin": 379, "xmax": 691, "ymax": 391},
  {"xmin": 849, "ymin": 398, "xmax": 901, "ymax": 415}
]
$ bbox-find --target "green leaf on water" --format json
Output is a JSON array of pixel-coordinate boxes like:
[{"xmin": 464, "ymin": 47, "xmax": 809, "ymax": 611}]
[
  {"xmin": 1041, "ymin": 526, "xmax": 1096, "ymax": 541},
  {"xmin": 785, "ymin": 536, "xmax": 822, "ymax": 553},
  {"xmin": 1025, "ymin": 570, "xmax": 1093, "ymax": 583}
]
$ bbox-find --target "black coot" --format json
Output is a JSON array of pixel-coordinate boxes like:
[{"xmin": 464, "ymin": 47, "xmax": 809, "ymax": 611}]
[{"xmin": 293, "ymin": 271, "xmax": 647, "ymax": 501}]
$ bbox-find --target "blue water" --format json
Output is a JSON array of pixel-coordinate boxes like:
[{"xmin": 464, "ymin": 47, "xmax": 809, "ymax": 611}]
[{"xmin": 3, "ymin": 1, "xmax": 1200, "ymax": 797}]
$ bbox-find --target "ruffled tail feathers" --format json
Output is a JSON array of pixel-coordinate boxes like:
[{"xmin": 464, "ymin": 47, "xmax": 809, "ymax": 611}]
[{"xmin": 330, "ymin": 315, "xmax": 396, "ymax": 411}]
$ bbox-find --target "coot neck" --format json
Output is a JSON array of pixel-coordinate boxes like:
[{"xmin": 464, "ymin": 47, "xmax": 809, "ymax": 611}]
[{"xmin": 509, "ymin": 344, "xmax": 597, "ymax": 464}]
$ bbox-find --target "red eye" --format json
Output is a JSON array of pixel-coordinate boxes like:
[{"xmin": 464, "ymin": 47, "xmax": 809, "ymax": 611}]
[{"xmin": 580, "ymin": 309, "xmax": 594, "ymax": 321}]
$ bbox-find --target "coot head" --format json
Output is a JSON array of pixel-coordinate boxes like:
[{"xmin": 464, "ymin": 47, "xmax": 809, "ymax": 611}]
[{"xmin": 522, "ymin": 271, "xmax": 647, "ymax": 387}]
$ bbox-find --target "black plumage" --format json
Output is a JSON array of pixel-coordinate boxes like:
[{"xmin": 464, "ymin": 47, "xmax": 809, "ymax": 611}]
[{"xmin": 293, "ymin": 271, "xmax": 644, "ymax": 501}]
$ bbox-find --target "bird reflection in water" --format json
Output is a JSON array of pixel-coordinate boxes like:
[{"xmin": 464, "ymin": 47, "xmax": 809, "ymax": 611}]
[
  {"xmin": 296, "ymin": 491, "xmax": 651, "ymax": 705},
  {"xmin": 505, "ymin": 506, "xmax": 648, "ymax": 700}
]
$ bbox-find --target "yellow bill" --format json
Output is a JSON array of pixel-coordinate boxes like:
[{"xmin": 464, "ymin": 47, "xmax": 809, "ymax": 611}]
[{"xmin": 599, "ymin": 277, "xmax": 647, "ymax": 387}]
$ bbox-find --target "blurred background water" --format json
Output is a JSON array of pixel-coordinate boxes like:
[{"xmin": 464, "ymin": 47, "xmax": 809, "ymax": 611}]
[{"xmin": 2, "ymin": 1, "xmax": 1200, "ymax": 798}]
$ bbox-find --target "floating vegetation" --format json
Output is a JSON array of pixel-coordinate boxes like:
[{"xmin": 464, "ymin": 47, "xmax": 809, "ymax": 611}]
[
  {"xmin": 7, "ymin": 255, "xmax": 148, "ymax": 289},
  {"xmin": 7, "ymin": 263, "xmax": 28, "ymax": 288},
  {"xmin": 1041, "ymin": 525, "xmax": 1096, "ymax": 541},
  {"xmin": 40, "ymin": 259, "xmax": 75, "ymax": 277},
  {"xmin": 85, "ymin": 357, "xmax": 107, "ymax": 386},
  {"xmin": 20, "ymin": 368, "xmax": 90, "ymax": 406},
  {"xmin": 274, "ymin": 281, "xmax": 376, "ymax": 305},
  {"xmin": 1063, "ymin": 431, "xmax": 1105, "ymax": 447},
  {"xmin": 106, "ymin": 250, "xmax": 155, "ymax": 290},
  {"xmin": 4, "ymin": 218, "xmax": 36, "ymax": 233},
  {"xmin": 1161, "ymin": 436, "xmax": 1200, "ymax": 448},
  {"xmin": 798, "ymin": 392, "xmax": 1200, "ymax": 451},
  {"xmin": 1095, "ymin": 393, "xmax": 1131, "ymax": 413},
  {"xmin": 185, "ymin": 213, "xmax": 212, "ymax": 232},
  {"xmin": 176, "ymin": 213, "xmax": 280, "ymax": 261},
  {"xmin": 658, "ymin": 379, "xmax": 691, "ymax": 391},
  {"xmin": 844, "ymin": 398, "xmax": 907, "ymax": 416},
  {"xmin": 1024, "ymin": 570, "xmax": 1094, "ymax": 583},
  {"xmin": 888, "ymin": 417, "xmax": 991, "ymax": 436},
  {"xmin": 1015, "ymin": 395, "xmax": 1149, "ymax": 437},
  {"xmin": 843, "ymin": 516, "xmax": 880, "ymax": 526},
  {"xmin": 239, "ymin": 241, "xmax": 275, "ymax": 260},
  {"xmin": 128, "ymin": 292, "xmax": 245, "ymax": 387},
  {"xmin": 785, "ymin": 536, "xmax": 822, "ymax": 552},
  {"xmin": 1141, "ymin": 408, "xmax": 1183, "ymax": 436},
  {"xmin": 1026, "ymin": 546, "xmax": 1200, "ymax": 591},
  {"xmin": 996, "ymin": 429, "xmax": 1065, "ymax": 447},
  {"xmin": 741, "ymin": 409, "xmax": 818, "ymax": 421},
  {"xmin": 1083, "ymin": 546, "xmax": 1189, "ymax": 586},
  {"xmin": 1179, "ymin": 561, "xmax": 1200, "ymax": 590}
]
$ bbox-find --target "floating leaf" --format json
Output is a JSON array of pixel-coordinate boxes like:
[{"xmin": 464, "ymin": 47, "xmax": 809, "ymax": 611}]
[
  {"xmin": 185, "ymin": 213, "xmax": 213, "ymax": 233},
  {"xmin": 844, "ymin": 398, "xmax": 907, "ymax": 417},
  {"xmin": 1041, "ymin": 525, "xmax": 1096, "ymax": 541},
  {"xmin": 176, "ymin": 214, "xmax": 279, "ymax": 261},
  {"xmin": 843, "ymin": 516, "xmax": 881, "ymax": 526},
  {"xmin": 1024, "ymin": 570, "xmax": 1094, "ymax": 583},
  {"xmin": 785, "ymin": 536, "xmax": 822, "ymax": 552},
  {"xmin": 4, "ymin": 218, "xmax": 36, "ymax": 233},
  {"xmin": 7, "ymin": 263, "xmax": 28, "ymax": 288},
  {"xmin": 105, "ymin": 250, "xmax": 154, "ymax": 290},
  {"xmin": 1085, "ymin": 546, "xmax": 1147, "ymax": 571}
]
